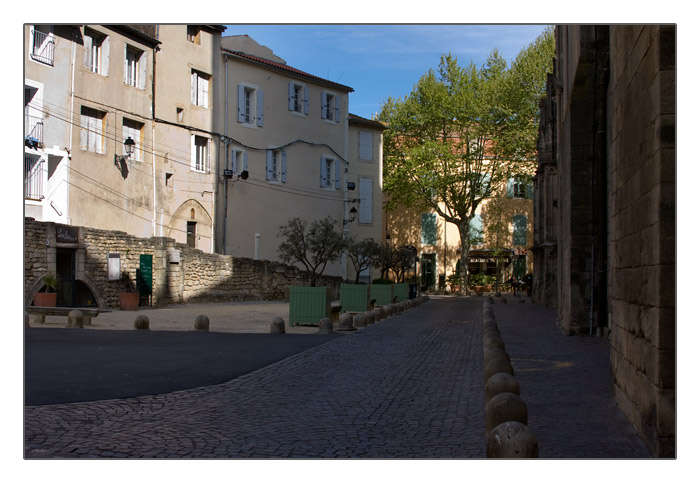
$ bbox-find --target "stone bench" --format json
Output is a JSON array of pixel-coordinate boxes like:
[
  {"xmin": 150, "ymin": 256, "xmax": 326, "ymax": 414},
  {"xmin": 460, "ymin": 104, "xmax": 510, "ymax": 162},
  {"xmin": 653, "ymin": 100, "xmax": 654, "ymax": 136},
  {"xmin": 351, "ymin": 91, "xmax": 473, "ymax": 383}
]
[{"xmin": 26, "ymin": 306, "xmax": 100, "ymax": 326}]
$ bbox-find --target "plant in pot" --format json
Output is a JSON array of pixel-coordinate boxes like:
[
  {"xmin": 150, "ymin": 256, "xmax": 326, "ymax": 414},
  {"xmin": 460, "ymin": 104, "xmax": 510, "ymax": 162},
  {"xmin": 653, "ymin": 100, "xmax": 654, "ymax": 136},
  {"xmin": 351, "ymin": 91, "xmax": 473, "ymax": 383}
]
[
  {"xmin": 119, "ymin": 270, "xmax": 139, "ymax": 310},
  {"xmin": 33, "ymin": 273, "xmax": 59, "ymax": 307},
  {"xmin": 278, "ymin": 216, "xmax": 346, "ymax": 326},
  {"xmin": 341, "ymin": 237, "xmax": 381, "ymax": 312}
]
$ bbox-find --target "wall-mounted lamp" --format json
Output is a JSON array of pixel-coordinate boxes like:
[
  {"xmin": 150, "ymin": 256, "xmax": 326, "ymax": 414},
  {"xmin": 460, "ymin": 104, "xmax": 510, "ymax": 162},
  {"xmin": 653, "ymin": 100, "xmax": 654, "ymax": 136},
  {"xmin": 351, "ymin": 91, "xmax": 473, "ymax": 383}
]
[
  {"xmin": 344, "ymin": 207, "xmax": 358, "ymax": 225},
  {"xmin": 115, "ymin": 137, "xmax": 135, "ymax": 166}
]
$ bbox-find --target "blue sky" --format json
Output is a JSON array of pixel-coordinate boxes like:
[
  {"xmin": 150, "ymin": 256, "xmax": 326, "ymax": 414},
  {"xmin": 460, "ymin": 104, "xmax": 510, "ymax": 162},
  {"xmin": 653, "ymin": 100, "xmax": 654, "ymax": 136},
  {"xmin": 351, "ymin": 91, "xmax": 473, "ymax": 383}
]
[{"xmin": 223, "ymin": 24, "xmax": 551, "ymax": 120}]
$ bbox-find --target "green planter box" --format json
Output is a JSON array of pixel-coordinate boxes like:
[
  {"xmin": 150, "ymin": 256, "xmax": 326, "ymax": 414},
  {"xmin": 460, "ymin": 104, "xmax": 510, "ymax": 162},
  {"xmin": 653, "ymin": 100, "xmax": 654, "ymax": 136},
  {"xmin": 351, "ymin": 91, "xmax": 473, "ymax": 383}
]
[
  {"xmin": 340, "ymin": 283, "xmax": 371, "ymax": 313},
  {"xmin": 393, "ymin": 283, "xmax": 409, "ymax": 302},
  {"xmin": 289, "ymin": 286, "xmax": 331, "ymax": 326},
  {"xmin": 370, "ymin": 284, "xmax": 394, "ymax": 306}
]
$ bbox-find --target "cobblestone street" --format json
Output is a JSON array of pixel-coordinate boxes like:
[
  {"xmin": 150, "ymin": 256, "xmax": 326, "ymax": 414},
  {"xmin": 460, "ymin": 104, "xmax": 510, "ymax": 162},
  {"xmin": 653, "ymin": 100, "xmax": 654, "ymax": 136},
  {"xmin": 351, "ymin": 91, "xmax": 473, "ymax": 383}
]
[{"xmin": 24, "ymin": 296, "xmax": 651, "ymax": 459}]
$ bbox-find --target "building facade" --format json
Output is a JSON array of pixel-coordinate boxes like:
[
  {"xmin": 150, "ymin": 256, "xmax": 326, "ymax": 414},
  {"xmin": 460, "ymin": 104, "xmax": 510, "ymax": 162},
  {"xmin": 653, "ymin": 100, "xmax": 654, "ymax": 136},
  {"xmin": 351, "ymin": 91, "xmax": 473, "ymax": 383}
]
[{"xmin": 533, "ymin": 25, "xmax": 675, "ymax": 457}]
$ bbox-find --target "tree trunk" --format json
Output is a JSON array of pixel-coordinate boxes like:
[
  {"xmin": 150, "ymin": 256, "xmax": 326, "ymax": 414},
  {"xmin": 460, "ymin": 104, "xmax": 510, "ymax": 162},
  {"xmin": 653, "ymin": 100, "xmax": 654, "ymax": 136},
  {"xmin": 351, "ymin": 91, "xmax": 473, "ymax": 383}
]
[{"xmin": 457, "ymin": 222, "xmax": 472, "ymax": 296}]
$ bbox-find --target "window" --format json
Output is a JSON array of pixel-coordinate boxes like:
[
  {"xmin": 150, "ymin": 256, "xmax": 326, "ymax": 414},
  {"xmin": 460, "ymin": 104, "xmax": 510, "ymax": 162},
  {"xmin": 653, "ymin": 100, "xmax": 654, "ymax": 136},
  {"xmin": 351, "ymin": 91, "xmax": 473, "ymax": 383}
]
[
  {"xmin": 358, "ymin": 178, "xmax": 373, "ymax": 223},
  {"xmin": 359, "ymin": 130, "xmax": 373, "ymax": 161},
  {"xmin": 191, "ymin": 70, "xmax": 210, "ymax": 108},
  {"xmin": 266, "ymin": 149, "xmax": 286, "ymax": 183},
  {"xmin": 84, "ymin": 29, "xmax": 109, "ymax": 75},
  {"xmin": 29, "ymin": 25, "xmax": 54, "ymax": 65},
  {"xmin": 237, "ymin": 83, "xmax": 263, "ymax": 126},
  {"xmin": 508, "ymin": 176, "xmax": 534, "ymax": 199},
  {"xmin": 122, "ymin": 118, "xmax": 143, "ymax": 161},
  {"xmin": 288, "ymin": 82, "xmax": 309, "ymax": 115},
  {"xmin": 124, "ymin": 45, "xmax": 146, "ymax": 89},
  {"xmin": 231, "ymin": 148, "xmax": 248, "ymax": 175},
  {"xmin": 80, "ymin": 106, "xmax": 105, "ymax": 153},
  {"xmin": 320, "ymin": 155, "xmax": 339, "ymax": 189},
  {"xmin": 191, "ymin": 135, "xmax": 210, "ymax": 173},
  {"xmin": 513, "ymin": 215, "xmax": 527, "ymax": 245},
  {"xmin": 176, "ymin": 107, "xmax": 184, "ymax": 122},
  {"xmin": 187, "ymin": 25, "xmax": 201, "ymax": 44},
  {"xmin": 321, "ymin": 91, "xmax": 340, "ymax": 123},
  {"xmin": 421, "ymin": 213, "xmax": 437, "ymax": 245}
]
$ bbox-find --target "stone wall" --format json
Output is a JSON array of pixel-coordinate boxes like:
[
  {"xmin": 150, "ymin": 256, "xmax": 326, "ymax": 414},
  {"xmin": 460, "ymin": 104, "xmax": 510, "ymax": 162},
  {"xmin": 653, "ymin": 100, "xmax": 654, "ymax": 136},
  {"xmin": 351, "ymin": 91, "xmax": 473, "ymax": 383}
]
[
  {"xmin": 606, "ymin": 25, "xmax": 675, "ymax": 458},
  {"xmin": 24, "ymin": 217, "xmax": 342, "ymax": 309}
]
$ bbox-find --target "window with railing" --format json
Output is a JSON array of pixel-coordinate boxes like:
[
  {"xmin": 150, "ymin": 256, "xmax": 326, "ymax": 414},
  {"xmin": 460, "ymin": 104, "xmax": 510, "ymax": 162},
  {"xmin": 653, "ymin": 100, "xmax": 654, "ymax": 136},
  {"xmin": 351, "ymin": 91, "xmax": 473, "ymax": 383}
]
[
  {"xmin": 30, "ymin": 27, "xmax": 55, "ymax": 66},
  {"xmin": 25, "ymin": 115, "xmax": 44, "ymax": 145},
  {"xmin": 24, "ymin": 153, "xmax": 44, "ymax": 200}
]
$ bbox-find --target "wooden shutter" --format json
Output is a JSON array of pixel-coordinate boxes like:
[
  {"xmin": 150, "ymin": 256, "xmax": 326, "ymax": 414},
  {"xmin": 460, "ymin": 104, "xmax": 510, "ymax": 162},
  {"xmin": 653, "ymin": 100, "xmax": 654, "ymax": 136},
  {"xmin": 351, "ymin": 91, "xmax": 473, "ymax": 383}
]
[
  {"xmin": 304, "ymin": 87, "xmax": 309, "ymax": 115},
  {"xmin": 237, "ymin": 84, "xmax": 245, "ymax": 122},
  {"xmin": 321, "ymin": 92, "xmax": 328, "ymax": 119},
  {"xmin": 320, "ymin": 156, "xmax": 327, "ymax": 187},
  {"xmin": 281, "ymin": 151, "xmax": 287, "ymax": 182},
  {"xmin": 190, "ymin": 134, "xmax": 197, "ymax": 170},
  {"xmin": 359, "ymin": 131, "xmax": 373, "ymax": 160},
  {"xmin": 231, "ymin": 149, "xmax": 238, "ymax": 172},
  {"xmin": 83, "ymin": 34, "xmax": 92, "ymax": 69},
  {"xmin": 266, "ymin": 150, "xmax": 274, "ymax": 180},
  {"xmin": 243, "ymin": 151, "xmax": 248, "ymax": 172},
  {"xmin": 470, "ymin": 214, "xmax": 483, "ymax": 245},
  {"xmin": 513, "ymin": 215, "xmax": 527, "ymax": 245},
  {"xmin": 139, "ymin": 51, "xmax": 147, "ymax": 89},
  {"xmin": 288, "ymin": 82, "xmax": 295, "ymax": 111},
  {"xmin": 507, "ymin": 178, "xmax": 514, "ymax": 198},
  {"xmin": 256, "ymin": 90, "xmax": 264, "ymax": 127},
  {"xmin": 334, "ymin": 95, "xmax": 340, "ymax": 123},
  {"xmin": 101, "ymin": 36, "xmax": 110, "ymax": 76},
  {"xmin": 421, "ymin": 213, "xmax": 437, "ymax": 245},
  {"xmin": 334, "ymin": 159, "xmax": 341, "ymax": 189},
  {"xmin": 359, "ymin": 178, "xmax": 372, "ymax": 223}
]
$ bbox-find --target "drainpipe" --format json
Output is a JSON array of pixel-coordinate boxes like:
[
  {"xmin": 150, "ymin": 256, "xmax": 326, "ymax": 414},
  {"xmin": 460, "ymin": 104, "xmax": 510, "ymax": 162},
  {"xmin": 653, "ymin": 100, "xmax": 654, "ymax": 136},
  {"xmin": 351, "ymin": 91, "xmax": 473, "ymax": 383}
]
[
  {"xmin": 222, "ymin": 55, "xmax": 229, "ymax": 255},
  {"xmin": 152, "ymin": 41, "xmax": 158, "ymax": 237},
  {"xmin": 67, "ymin": 28, "xmax": 78, "ymax": 224}
]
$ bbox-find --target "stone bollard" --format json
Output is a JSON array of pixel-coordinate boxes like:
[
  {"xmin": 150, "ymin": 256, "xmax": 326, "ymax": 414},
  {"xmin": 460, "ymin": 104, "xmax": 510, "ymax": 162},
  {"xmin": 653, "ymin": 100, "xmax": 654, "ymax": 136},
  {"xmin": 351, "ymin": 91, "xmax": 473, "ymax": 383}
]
[
  {"xmin": 483, "ymin": 334, "xmax": 506, "ymax": 352},
  {"xmin": 270, "ymin": 317, "xmax": 285, "ymax": 333},
  {"xmin": 66, "ymin": 310, "xmax": 84, "ymax": 329},
  {"xmin": 485, "ymin": 372, "xmax": 520, "ymax": 403},
  {"xmin": 364, "ymin": 310, "xmax": 375, "ymax": 325},
  {"xmin": 372, "ymin": 307, "xmax": 383, "ymax": 321},
  {"xmin": 484, "ymin": 357, "xmax": 514, "ymax": 382},
  {"xmin": 353, "ymin": 312, "xmax": 367, "ymax": 328},
  {"xmin": 487, "ymin": 421, "xmax": 538, "ymax": 458},
  {"xmin": 337, "ymin": 312, "xmax": 356, "ymax": 331},
  {"xmin": 379, "ymin": 306, "xmax": 388, "ymax": 320},
  {"xmin": 484, "ymin": 347, "xmax": 511, "ymax": 366},
  {"xmin": 317, "ymin": 317, "xmax": 335, "ymax": 334},
  {"xmin": 134, "ymin": 314, "xmax": 150, "ymax": 330},
  {"xmin": 485, "ymin": 392, "xmax": 528, "ymax": 435},
  {"xmin": 194, "ymin": 314, "xmax": 210, "ymax": 332}
]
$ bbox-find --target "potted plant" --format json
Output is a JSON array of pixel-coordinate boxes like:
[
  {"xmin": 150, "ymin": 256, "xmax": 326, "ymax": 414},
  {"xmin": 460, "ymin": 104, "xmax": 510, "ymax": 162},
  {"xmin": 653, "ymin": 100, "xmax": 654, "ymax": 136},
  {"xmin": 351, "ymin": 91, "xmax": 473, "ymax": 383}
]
[
  {"xmin": 119, "ymin": 270, "xmax": 139, "ymax": 310},
  {"xmin": 33, "ymin": 273, "xmax": 59, "ymax": 307},
  {"xmin": 278, "ymin": 216, "xmax": 346, "ymax": 326}
]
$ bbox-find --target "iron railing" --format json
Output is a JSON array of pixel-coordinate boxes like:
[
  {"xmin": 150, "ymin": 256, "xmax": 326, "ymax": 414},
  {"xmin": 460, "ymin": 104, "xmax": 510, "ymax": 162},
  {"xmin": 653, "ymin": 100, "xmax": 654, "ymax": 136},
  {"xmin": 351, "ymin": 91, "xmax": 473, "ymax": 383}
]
[
  {"xmin": 24, "ymin": 153, "xmax": 44, "ymax": 200},
  {"xmin": 25, "ymin": 115, "xmax": 44, "ymax": 145},
  {"xmin": 30, "ymin": 29, "xmax": 55, "ymax": 66}
]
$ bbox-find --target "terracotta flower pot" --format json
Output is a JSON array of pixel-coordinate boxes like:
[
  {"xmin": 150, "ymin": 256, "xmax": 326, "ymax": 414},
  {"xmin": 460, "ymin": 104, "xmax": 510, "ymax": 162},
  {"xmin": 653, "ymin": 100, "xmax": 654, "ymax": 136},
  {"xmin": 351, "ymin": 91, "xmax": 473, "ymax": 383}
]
[
  {"xmin": 119, "ymin": 292, "xmax": 140, "ymax": 311},
  {"xmin": 33, "ymin": 292, "xmax": 57, "ymax": 307}
]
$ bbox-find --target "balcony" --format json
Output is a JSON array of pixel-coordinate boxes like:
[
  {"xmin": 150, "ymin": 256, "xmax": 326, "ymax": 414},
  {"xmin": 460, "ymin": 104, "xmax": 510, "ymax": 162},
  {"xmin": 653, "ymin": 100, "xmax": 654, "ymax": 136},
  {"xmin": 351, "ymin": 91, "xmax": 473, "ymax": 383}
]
[
  {"xmin": 24, "ymin": 153, "xmax": 45, "ymax": 201},
  {"xmin": 25, "ymin": 114, "xmax": 44, "ymax": 148},
  {"xmin": 30, "ymin": 29, "xmax": 55, "ymax": 66}
]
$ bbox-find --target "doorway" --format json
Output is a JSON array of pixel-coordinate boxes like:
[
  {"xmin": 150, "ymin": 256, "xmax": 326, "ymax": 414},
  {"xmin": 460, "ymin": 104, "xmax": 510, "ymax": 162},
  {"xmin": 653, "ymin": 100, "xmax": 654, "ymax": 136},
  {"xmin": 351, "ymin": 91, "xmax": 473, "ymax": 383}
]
[
  {"xmin": 55, "ymin": 247, "xmax": 97, "ymax": 307},
  {"xmin": 421, "ymin": 253, "xmax": 436, "ymax": 293},
  {"xmin": 187, "ymin": 221, "xmax": 196, "ymax": 248}
]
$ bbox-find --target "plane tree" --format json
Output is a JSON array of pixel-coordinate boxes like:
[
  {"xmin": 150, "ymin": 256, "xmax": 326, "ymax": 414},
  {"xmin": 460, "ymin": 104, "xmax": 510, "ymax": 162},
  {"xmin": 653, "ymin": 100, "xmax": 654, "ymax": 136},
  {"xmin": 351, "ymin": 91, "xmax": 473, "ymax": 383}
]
[{"xmin": 377, "ymin": 27, "xmax": 554, "ymax": 293}]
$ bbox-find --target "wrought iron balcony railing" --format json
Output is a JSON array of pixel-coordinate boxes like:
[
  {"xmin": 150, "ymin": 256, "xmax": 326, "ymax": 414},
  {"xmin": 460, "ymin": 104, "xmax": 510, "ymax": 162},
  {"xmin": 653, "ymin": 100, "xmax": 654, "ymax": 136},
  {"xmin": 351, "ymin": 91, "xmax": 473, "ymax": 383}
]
[
  {"xmin": 30, "ymin": 29, "xmax": 55, "ymax": 66},
  {"xmin": 24, "ymin": 153, "xmax": 44, "ymax": 201}
]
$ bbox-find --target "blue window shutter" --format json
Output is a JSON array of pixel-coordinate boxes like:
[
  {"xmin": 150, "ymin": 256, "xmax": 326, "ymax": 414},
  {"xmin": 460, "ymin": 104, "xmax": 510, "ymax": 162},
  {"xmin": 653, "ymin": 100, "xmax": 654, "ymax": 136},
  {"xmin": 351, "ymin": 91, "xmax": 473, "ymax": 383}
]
[
  {"xmin": 237, "ymin": 84, "xmax": 245, "ymax": 123},
  {"xmin": 526, "ymin": 179, "xmax": 534, "ymax": 199},
  {"xmin": 243, "ymin": 151, "xmax": 248, "ymax": 171},
  {"xmin": 281, "ymin": 151, "xmax": 287, "ymax": 182},
  {"xmin": 335, "ymin": 96, "xmax": 340, "ymax": 123},
  {"xmin": 288, "ymin": 82, "xmax": 295, "ymax": 111},
  {"xmin": 321, "ymin": 92, "xmax": 328, "ymax": 119},
  {"xmin": 320, "ymin": 156, "xmax": 327, "ymax": 186},
  {"xmin": 421, "ymin": 213, "xmax": 437, "ymax": 245},
  {"xmin": 231, "ymin": 150, "xmax": 237, "ymax": 172},
  {"xmin": 256, "ymin": 90, "xmax": 264, "ymax": 127},
  {"xmin": 335, "ymin": 159, "xmax": 341, "ymax": 189},
  {"xmin": 513, "ymin": 215, "xmax": 527, "ymax": 245},
  {"xmin": 470, "ymin": 214, "xmax": 484, "ymax": 245},
  {"xmin": 507, "ymin": 178, "xmax": 514, "ymax": 198},
  {"xmin": 266, "ymin": 150, "xmax": 273, "ymax": 180},
  {"xmin": 304, "ymin": 87, "xmax": 309, "ymax": 115}
]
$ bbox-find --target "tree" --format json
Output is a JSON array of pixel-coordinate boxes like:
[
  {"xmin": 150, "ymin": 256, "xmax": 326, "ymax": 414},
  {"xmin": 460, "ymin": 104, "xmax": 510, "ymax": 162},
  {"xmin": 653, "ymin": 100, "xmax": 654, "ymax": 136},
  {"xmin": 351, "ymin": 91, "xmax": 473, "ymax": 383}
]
[
  {"xmin": 277, "ymin": 216, "xmax": 346, "ymax": 286},
  {"xmin": 346, "ymin": 237, "xmax": 382, "ymax": 283},
  {"xmin": 378, "ymin": 27, "xmax": 554, "ymax": 294}
]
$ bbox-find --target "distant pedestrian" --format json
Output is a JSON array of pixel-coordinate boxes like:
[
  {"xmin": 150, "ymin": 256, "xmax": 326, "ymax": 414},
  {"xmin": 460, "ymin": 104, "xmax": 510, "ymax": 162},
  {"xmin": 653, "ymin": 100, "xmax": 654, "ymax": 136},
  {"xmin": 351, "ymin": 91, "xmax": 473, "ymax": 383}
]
[{"xmin": 507, "ymin": 276, "xmax": 517, "ymax": 294}]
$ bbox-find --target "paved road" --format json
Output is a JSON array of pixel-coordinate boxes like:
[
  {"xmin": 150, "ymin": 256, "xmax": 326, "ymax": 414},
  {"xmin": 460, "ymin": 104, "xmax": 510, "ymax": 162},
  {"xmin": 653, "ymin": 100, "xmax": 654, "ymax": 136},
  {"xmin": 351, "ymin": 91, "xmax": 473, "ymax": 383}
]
[{"xmin": 24, "ymin": 295, "xmax": 652, "ymax": 458}]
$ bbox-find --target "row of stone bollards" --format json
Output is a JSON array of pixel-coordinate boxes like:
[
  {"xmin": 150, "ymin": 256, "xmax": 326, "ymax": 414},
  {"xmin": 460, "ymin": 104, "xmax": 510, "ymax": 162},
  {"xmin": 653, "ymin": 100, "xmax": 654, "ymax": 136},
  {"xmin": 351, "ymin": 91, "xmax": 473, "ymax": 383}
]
[
  {"xmin": 482, "ymin": 297, "xmax": 539, "ymax": 458},
  {"xmin": 273, "ymin": 295, "xmax": 432, "ymax": 334}
]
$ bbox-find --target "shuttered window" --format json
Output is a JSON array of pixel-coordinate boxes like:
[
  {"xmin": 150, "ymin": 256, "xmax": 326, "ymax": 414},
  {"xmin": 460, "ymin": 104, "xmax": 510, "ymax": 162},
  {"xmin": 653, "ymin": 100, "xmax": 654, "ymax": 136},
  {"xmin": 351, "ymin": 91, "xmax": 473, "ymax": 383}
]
[
  {"xmin": 359, "ymin": 130, "xmax": 373, "ymax": 161},
  {"xmin": 191, "ymin": 70, "xmax": 210, "ymax": 108},
  {"xmin": 124, "ymin": 45, "xmax": 146, "ymax": 89},
  {"xmin": 122, "ymin": 118, "xmax": 143, "ymax": 161},
  {"xmin": 470, "ymin": 214, "xmax": 484, "ymax": 245},
  {"xmin": 358, "ymin": 177, "xmax": 373, "ymax": 223},
  {"xmin": 79, "ymin": 106, "xmax": 105, "ymax": 153},
  {"xmin": 321, "ymin": 91, "xmax": 340, "ymax": 123},
  {"xmin": 84, "ymin": 29, "xmax": 109, "ymax": 76},
  {"xmin": 191, "ymin": 135, "xmax": 210, "ymax": 173},
  {"xmin": 421, "ymin": 213, "xmax": 437, "ymax": 245},
  {"xmin": 238, "ymin": 83, "xmax": 263, "ymax": 126},
  {"xmin": 320, "ymin": 156, "xmax": 340, "ymax": 189},
  {"xmin": 288, "ymin": 82, "xmax": 309, "ymax": 115},
  {"xmin": 266, "ymin": 149, "xmax": 286, "ymax": 183}
]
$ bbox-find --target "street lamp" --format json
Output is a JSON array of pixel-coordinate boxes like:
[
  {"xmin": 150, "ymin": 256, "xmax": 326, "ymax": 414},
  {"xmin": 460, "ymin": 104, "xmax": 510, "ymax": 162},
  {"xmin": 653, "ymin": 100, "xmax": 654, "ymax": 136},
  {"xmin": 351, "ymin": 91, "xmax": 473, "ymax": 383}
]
[{"xmin": 115, "ymin": 137, "xmax": 136, "ymax": 167}]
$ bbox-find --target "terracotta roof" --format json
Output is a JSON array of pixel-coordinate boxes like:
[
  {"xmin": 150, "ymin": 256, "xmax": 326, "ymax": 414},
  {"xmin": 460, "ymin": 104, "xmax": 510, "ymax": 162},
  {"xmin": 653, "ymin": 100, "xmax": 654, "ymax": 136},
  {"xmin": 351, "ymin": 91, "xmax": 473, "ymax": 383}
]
[
  {"xmin": 349, "ymin": 113, "xmax": 388, "ymax": 130},
  {"xmin": 222, "ymin": 48, "xmax": 354, "ymax": 93}
]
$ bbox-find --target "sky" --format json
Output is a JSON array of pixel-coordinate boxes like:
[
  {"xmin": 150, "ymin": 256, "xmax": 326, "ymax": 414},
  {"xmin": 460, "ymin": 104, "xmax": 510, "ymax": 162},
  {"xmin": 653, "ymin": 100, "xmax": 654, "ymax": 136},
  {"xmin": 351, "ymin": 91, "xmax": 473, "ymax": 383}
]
[{"xmin": 222, "ymin": 24, "xmax": 551, "ymax": 120}]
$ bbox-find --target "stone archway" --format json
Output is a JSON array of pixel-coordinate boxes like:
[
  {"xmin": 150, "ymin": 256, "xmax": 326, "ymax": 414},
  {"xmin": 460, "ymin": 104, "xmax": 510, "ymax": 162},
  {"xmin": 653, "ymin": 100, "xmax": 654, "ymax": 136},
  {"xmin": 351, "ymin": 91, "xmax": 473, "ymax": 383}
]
[{"xmin": 166, "ymin": 199, "xmax": 213, "ymax": 251}]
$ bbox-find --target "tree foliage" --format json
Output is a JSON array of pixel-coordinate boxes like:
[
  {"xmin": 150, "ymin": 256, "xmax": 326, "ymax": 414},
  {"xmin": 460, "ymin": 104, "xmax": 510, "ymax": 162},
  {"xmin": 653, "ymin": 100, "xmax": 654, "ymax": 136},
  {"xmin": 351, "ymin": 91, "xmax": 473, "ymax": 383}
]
[
  {"xmin": 277, "ymin": 216, "xmax": 346, "ymax": 286},
  {"xmin": 377, "ymin": 27, "xmax": 554, "ymax": 293},
  {"xmin": 346, "ymin": 237, "xmax": 382, "ymax": 284}
]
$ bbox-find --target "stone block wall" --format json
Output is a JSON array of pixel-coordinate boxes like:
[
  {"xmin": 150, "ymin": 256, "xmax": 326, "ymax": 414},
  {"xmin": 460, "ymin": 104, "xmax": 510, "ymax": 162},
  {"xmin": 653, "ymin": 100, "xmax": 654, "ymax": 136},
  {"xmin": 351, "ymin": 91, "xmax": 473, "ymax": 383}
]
[
  {"xmin": 606, "ymin": 25, "xmax": 675, "ymax": 457},
  {"xmin": 24, "ymin": 217, "xmax": 342, "ymax": 309}
]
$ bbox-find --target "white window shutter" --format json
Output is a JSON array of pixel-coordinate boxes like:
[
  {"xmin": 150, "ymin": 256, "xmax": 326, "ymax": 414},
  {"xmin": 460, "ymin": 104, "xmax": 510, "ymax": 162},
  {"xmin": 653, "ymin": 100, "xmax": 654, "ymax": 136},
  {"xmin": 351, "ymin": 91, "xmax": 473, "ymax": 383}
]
[
  {"xmin": 231, "ymin": 150, "xmax": 238, "ymax": 172},
  {"xmin": 321, "ymin": 92, "xmax": 328, "ymax": 119},
  {"xmin": 335, "ymin": 95, "xmax": 340, "ymax": 123},
  {"xmin": 139, "ymin": 51, "xmax": 147, "ymax": 89},
  {"xmin": 190, "ymin": 135, "xmax": 197, "ymax": 170},
  {"xmin": 79, "ymin": 113, "xmax": 87, "ymax": 149},
  {"xmin": 243, "ymin": 151, "xmax": 248, "ymax": 171},
  {"xmin": 320, "ymin": 156, "xmax": 327, "ymax": 186},
  {"xmin": 83, "ymin": 34, "xmax": 92, "ymax": 69},
  {"xmin": 123, "ymin": 44, "xmax": 128, "ymax": 84},
  {"xmin": 304, "ymin": 87, "xmax": 309, "ymax": 115},
  {"xmin": 359, "ymin": 178, "xmax": 373, "ymax": 223},
  {"xmin": 281, "ymin": 151, "xmax": 287, "ymax": 182},
  {"xmin": 288, "ymin": 82, "xmax": 295, "ymax": 111},
  {"xmin": 237, "ymin": 84, "xmax": 245, "ymax": 122},
  {"xmin": 256, "ymin": 90, "xmax": 264, "ymax": 127},
  {"xmin": 102, "ymin": 36, "xmax": 110, "ymax": 76},
  {"xmin": 207, "ymin": 138, "xmax": 211, "ymax": 172}
]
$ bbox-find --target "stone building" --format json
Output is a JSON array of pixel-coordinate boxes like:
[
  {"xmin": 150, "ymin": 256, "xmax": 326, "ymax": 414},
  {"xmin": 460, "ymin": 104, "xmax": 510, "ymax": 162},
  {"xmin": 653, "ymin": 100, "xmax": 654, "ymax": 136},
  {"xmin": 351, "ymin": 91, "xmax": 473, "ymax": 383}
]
[{"xmin": 533, "ymin": 25, "xmax": 675, "ymax": 457}]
